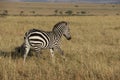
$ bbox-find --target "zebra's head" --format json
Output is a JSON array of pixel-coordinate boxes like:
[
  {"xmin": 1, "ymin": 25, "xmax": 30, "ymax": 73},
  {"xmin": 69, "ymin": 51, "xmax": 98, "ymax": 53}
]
[
  {"xmin": 62, "ymin": 22, "xmax": 71, "ymax": 40},
  {"xmin": 53, "ymin": 21, "xmax": 71, "ymax": 40}
]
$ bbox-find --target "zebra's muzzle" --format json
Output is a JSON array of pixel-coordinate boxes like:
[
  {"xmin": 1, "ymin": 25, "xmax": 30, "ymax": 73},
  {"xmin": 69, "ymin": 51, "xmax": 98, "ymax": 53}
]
[
  {"xmin": 67, "ymin": 37, "xmax": 71, "ymax": 40},
  {"xmin": 63, "ymin": 34, "xmax": 71, "ymax": 40}
]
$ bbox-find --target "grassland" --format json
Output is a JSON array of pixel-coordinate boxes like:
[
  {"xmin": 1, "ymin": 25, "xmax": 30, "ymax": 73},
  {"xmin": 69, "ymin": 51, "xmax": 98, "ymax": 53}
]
[
  {"xmin": 0, "ymin": 16, "xmax": 120, "ymax": 80},
  {"xmin": 0, "ymin": 2, "xmax": 120, "ymax": 80}
]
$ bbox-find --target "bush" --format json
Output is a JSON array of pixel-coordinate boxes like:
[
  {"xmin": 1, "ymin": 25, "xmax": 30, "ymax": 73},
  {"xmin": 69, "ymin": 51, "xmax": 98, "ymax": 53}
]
[
  {"xmin": 2, "ymin": 10, "xmax": 8, "ymax": 16},
  {"xmin": 20, "ymin": 11, "xmax": 24, "ymax": 16},
  {"xmin": 54, "ymin": 9, "xmax": 58, "ymax": 15},
  {"xmin": 65, "ymin": 10, "xmax": 73, "ymax": 15},
  {"xmin": 81, "ymin": 11, "xmax": 86, "ymax": 15},
  {"xmin": 59, "ymin": 11, "xmax": 63, "ymax": 15},
  {"xmin": 74, "ymin": 5, "xmax": 79, "ymax": 7}
]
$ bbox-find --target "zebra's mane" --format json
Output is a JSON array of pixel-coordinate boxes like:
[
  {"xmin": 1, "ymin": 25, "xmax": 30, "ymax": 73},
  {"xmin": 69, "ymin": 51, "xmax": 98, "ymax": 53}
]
[
  {"xmin": 29, "ymin": 28, "xmax": 47, "ymax": 33},
  {"xmin": 52, "ymin": 21, "xmax": 68, "ymax": 31}
]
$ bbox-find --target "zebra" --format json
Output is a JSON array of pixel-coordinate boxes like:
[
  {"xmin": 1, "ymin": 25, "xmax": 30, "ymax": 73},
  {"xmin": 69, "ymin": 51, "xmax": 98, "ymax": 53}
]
[{"xmin": 23, "ymin": 21, "xmax": 71, "ymax": 63}]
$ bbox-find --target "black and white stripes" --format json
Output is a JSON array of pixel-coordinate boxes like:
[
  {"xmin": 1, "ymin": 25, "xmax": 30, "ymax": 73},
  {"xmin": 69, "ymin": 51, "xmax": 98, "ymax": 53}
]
[
  {"xmin": 27, "ymin": 30, "xmax": 50, "ymax": 49},
  {"xmin": 23, "ymin": 21, "xmax": 71, "ymax": 63}
]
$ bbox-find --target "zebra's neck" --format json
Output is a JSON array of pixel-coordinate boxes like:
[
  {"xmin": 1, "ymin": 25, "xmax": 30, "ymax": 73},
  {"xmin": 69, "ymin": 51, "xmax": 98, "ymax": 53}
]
[
  {"xmin": 53, "ymin": 30, "xmax": 63, "ymax": 39},
  {"xmin": 52, "ymin": 23, "xmax": 66, "ymax": 40},
  {"xmin": 52, "ymin": 28, "xmax": 64, "ymax": 39}
]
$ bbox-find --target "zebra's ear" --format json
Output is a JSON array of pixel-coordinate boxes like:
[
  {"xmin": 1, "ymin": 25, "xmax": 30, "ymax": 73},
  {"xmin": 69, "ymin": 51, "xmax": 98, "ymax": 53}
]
[{"xmin": 62, "ymin": 21, "xmax": 69, "ymax": 25}]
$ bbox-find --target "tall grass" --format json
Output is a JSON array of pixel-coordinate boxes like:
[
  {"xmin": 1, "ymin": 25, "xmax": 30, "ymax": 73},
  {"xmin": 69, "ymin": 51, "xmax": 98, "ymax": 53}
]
[{"xmin": 0, "ymin": 16, "xmax": 120, "ymax": 80}]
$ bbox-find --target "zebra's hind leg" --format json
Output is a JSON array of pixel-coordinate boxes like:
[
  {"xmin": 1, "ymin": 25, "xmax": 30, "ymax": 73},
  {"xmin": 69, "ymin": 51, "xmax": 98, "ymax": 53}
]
[
  {"xmin": 35, "ymin": 48, "xmax": 41, "ymax": 58},
  {"xmin": 23, "ymin": 45, "xmax": 30, "ymax": 64}
]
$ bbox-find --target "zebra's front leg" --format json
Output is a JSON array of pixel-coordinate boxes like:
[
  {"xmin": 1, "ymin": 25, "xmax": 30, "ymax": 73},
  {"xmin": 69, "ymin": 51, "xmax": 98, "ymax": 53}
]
[
  {"xmin": 56, "ymin": 46, "xmax": 66, "ymax": 60},
  {"xmin": 50, "ymin": 48, "xmax": 55, "ymax": 63},
  {"xmin": 56, "ymin": 46, "xmax": 64, "ymax": 56},
  {"xmin": 50, "ymin": 48, "xmax": 54, "ymax": 58}
]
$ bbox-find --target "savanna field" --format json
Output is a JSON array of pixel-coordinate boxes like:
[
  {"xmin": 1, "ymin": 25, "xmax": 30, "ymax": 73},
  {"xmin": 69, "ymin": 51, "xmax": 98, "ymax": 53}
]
[
  {"xmin": 0, "ymin": 2, "xmax": 120, "ymax": 80},
  {"xmin": 0, "ymin": 16, "xmax": 119, "ymax": 80}
]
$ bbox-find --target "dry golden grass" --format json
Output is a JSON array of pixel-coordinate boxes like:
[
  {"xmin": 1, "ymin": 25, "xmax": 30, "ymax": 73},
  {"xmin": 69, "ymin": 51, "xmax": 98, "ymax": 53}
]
[{"xmin": 0, "ymin": 16, "xmax": 120, "ymax": 80}]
